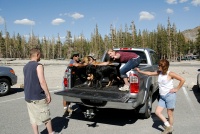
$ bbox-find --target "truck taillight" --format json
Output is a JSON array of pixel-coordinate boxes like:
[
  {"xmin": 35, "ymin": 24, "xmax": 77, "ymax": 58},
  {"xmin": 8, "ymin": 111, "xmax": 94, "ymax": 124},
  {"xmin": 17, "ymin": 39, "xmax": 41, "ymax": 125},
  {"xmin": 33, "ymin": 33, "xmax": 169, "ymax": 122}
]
[
  {"xmin": 64, "ymin": 69, "xmax": 68, "ymax": 87},
  {"xmin": 120, "ymin": 48, "xmax": 132, "ymax": 50},
  {"xmin": 63, "ymin": 78, "xmax": 68, "ymax": 87},
  {"xmin": 129, "ymin": 73, "xmax": 139, "ymax": 93}
]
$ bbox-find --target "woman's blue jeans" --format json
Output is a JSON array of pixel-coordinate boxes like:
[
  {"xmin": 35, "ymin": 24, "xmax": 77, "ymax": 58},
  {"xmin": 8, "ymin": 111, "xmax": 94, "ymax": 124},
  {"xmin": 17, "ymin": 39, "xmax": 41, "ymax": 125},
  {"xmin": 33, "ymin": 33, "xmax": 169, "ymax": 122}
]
[{"xmin": 120, "ymin": 57, "xmax": 141, "ymax": 78}]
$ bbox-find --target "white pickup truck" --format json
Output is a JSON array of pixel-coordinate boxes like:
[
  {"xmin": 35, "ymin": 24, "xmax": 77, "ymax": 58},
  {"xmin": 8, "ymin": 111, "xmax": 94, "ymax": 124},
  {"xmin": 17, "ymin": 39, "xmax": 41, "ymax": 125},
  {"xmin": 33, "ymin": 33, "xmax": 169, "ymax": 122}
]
[{"xmin": 55, "ymin": 48, "xmax": 159, "ymax": 119}]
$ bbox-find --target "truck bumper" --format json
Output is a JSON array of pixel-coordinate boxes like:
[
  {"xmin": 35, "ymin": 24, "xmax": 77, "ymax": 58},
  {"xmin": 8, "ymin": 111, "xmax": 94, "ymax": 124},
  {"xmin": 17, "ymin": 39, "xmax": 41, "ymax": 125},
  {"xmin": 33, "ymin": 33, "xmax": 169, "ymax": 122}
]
[
  {"xmin": 11, "ymin": 75, "xmax": 17, "ymax": 86},
  {"xmin": 62, "ymin": 95, "xmax": 140, "ymax": 110}
]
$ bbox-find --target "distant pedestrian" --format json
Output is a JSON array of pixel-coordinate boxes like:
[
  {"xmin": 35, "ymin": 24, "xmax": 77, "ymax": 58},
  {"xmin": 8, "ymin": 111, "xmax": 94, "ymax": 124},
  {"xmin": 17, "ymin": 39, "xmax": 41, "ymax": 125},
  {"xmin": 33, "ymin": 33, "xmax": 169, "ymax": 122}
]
[
  {"xmin": 136, "ymin": 59, "xmax": 185, "ymax": 134},
  {"xmin": 23, "ymin": 48, "xmax": 59, "ymax": 134}
]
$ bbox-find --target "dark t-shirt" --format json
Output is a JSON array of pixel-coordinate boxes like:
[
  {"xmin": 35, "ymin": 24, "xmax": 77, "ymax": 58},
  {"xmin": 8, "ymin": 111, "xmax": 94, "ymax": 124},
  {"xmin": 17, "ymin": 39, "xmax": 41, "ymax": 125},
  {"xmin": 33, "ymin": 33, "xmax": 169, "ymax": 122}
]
[
  {"xmin": 117, "ymin": 52, "xmax": 138, "ymax": 62},
  {"xmin": 23, "ymin": 61, "xmax": 45, "ymax": 101}
]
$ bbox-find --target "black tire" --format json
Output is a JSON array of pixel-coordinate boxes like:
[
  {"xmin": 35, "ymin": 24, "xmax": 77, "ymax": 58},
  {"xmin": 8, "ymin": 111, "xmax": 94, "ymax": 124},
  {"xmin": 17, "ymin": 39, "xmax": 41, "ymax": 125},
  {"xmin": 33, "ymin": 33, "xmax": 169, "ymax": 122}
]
[
  {"xmin": 197, "ymin": 73, "xmax": 200, "ymax": 90},
  {"xmin": 0, "ymin": 78, "xmax": 11, "ymax": 96},
  {"xmin": 140, "ymin": 91, "xmax": 152, "ymax": 119}
]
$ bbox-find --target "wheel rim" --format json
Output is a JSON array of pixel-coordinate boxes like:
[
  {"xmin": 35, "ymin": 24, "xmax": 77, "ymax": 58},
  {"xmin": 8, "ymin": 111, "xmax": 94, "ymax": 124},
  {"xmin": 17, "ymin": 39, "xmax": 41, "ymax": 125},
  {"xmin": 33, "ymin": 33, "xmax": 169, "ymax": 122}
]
[
  {"xmin": 147, "ymin": 95, "xmax": 152, "ymax": 114},
  {"xmin": 0, "ymin": 82, "xmax": 9, "ymax": 93}
]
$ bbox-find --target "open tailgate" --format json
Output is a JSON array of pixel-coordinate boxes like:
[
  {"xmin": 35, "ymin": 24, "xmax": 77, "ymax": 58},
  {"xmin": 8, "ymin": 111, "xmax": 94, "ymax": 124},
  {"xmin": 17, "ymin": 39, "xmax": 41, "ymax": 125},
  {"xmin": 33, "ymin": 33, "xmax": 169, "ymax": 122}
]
[{"xmin": 55, "ymin": 86, "xmax": 130, "ymax": 103}]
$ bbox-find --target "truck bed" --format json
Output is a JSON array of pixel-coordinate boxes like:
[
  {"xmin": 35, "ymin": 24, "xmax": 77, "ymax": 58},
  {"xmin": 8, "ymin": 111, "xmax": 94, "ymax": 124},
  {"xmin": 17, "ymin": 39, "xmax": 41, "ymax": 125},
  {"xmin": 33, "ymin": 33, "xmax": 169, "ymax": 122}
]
[{"xmin": 55, "ymin": 85, "xmax": 130, "ymax": 103}]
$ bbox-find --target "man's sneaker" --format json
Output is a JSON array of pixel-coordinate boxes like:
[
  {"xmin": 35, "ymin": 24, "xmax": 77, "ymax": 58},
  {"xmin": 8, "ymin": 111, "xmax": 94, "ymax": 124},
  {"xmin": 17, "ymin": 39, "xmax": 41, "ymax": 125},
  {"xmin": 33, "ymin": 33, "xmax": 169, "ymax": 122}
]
[
  {"xmin": 119, "ymin": 85, "xmax": 129, "ymax": 91},
  {"xmin": 162, "ymin": 125, "xmax": 167, "ymax": 129},
  {"xmin": 161, "ymin": 126, "xmax": 173, "ymax": 134}
]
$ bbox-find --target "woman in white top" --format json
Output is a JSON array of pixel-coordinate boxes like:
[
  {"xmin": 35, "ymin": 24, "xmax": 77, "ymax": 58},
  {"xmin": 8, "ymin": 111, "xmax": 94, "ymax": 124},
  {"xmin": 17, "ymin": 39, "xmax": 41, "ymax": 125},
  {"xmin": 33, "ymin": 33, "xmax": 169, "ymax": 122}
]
[{"xmin": 136, "ymin": 59, "xmax": 185, "ymax": 134}]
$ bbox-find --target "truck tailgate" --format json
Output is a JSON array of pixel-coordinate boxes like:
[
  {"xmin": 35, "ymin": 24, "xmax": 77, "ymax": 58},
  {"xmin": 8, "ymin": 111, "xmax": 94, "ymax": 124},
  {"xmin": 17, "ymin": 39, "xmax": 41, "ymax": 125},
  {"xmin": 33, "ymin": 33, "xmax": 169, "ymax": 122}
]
[{"xmin": 55, "ymin": 86, "xmax": 130, "ymax": 103}]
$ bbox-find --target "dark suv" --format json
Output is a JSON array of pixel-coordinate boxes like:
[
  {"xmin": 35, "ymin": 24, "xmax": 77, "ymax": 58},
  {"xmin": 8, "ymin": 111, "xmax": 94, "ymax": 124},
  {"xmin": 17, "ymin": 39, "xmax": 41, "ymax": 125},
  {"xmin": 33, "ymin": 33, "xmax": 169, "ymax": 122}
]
[{"xmin": 0, "ymin": 66, "xmax": 17, "ymax": 96}]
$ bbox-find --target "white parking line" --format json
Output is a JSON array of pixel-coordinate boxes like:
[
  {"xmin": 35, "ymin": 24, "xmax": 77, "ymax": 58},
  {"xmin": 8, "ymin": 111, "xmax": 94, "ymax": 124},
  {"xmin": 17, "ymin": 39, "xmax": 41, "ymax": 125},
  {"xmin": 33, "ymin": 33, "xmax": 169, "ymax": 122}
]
[
  {"xmin": 182, "ymin": 86, "xmax": 198, "ymax": 117},
  {"xmin": 0, "ymin": 89, "xmax": 62, "ymax": 104},
  {"xmin": 0, "ymin": 97, "xmax": 25, "ymax": 104}
]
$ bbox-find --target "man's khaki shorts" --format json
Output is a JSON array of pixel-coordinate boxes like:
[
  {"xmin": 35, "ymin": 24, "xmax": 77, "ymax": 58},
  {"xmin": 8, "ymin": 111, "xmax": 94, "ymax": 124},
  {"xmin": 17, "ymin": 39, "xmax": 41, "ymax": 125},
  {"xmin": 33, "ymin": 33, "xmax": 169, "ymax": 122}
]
[{"xmin": 26, "ymin": 99, "xmax": 51, "ymax": 125}]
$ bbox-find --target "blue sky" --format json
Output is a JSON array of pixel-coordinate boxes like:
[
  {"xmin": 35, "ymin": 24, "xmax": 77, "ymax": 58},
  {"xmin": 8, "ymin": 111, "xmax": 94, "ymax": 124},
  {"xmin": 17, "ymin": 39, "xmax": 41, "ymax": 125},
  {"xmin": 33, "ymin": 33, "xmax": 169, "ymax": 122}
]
[{"xmin": 0, "ymin": 0, "xmax": 200, "ymax": 42}]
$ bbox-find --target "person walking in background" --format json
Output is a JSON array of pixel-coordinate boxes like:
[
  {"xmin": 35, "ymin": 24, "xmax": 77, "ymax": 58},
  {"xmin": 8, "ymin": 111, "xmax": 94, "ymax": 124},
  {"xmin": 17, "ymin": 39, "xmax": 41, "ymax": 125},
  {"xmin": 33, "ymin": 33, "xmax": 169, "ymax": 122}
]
[
  {"xmin": 136, "ymin": 59, "xmax": 185, "ymax": 134},
  {"xmin": 23, "ymin": 48, "xmax": 59, "ymax": 134}
]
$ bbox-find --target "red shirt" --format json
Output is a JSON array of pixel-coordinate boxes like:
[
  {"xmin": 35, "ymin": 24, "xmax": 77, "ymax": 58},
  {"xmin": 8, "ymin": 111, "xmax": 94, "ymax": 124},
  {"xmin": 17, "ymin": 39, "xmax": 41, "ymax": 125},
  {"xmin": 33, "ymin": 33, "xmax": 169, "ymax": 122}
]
[{"xmin": 117, "ymin": 52, "xmax": 138, "ymax": 62}]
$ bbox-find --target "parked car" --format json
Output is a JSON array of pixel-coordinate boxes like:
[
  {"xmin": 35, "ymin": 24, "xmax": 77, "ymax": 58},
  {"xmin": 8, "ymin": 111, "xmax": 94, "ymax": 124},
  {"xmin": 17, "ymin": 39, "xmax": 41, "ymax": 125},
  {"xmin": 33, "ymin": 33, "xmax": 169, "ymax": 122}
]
[
  {"xmin": 0, "ymin": 66, "xmax": 17, "ymax": 96},
  {"xmin": 177, "ymin": 56, "xmax": 191, "ymax": 61},
  {"xmin": 197, "ymin": 69, "xmax": 200, "ymax": 90}
]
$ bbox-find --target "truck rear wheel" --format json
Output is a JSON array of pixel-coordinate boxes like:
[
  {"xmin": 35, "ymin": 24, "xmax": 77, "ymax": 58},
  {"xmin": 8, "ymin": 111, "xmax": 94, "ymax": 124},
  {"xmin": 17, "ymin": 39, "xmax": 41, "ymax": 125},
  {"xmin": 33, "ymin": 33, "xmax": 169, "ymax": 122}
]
[
  {"xmin": 197, "ymin": 73, "xmax": 200, "ymax": 90},
  {"xmin": 140, "ymin": 91, "xmax": 152, "ymax": 119}
]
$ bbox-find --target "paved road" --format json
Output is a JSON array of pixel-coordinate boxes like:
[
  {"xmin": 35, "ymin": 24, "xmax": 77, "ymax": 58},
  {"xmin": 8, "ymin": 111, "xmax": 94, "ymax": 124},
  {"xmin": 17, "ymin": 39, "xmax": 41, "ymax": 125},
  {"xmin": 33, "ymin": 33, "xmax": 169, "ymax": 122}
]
[
  {"xmin": 1, "ymin": 86, "xmax": 200, "ymax": 134},
  {"xmin": 1, "ymin": 62, "xmax": 200, "ymax": 134}
]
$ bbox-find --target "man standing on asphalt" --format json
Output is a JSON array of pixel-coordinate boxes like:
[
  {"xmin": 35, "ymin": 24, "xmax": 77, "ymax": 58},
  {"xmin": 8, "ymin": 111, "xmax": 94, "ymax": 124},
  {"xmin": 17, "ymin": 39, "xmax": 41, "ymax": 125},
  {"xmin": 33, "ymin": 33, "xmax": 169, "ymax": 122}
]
[{"xmin": 23, "ymin": 48, "xmax": 59, "ymax": 134}]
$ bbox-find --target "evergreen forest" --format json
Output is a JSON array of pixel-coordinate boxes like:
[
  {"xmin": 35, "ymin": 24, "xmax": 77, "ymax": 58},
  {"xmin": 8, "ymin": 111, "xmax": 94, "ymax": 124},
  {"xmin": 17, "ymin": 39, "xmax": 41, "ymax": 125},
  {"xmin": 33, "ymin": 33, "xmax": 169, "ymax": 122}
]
[{"xmin": 0, "ymin": 19, "xmax": 199, "ymax": 61}]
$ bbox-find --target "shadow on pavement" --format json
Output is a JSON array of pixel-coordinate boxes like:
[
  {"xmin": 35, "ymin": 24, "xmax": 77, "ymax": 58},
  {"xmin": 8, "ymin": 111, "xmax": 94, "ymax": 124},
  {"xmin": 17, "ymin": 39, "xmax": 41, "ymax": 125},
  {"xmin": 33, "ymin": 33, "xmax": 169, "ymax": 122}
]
[
  {"xmin": 3, "ymin": 88, "xmax": 24, "ymax": 96},
  {"xmin": 151, "ymin": 113, "xmax": 163, "ymax": 132},
  {"xmin": 68, "ymin": 105, "xmax": 139, "ymax": 127},
  {"xmin": 11, "ymin": 87, "xmax": 24, "ymax": 93},
  {"xmin": 41, "ymin": 116, "xmax": 69, "ymax": 134}
]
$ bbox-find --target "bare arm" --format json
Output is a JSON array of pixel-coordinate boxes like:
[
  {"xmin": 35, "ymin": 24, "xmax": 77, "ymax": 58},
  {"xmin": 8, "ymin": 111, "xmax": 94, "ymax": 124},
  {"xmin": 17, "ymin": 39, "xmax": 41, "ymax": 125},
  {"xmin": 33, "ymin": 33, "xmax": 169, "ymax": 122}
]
[
  {"xmin": 73, "ymin": 63, "xmax": 86, "ymax": 67},
  {"xmin": 37, "ymin": 64, "xmax": 51, "ymax": 104},
  {"xmin": 135, "ymin": 67, "xmax": 159, "ymax": 76},
  {"xmin": 169, "ymin": 71, "xmax": 185, "ymax": 93}
]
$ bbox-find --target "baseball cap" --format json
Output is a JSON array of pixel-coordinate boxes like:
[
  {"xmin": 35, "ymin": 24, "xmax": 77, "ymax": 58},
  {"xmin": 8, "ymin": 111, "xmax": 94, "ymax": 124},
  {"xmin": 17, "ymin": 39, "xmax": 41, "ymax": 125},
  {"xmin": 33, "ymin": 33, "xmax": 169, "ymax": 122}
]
[
  {"xmin": 70, "ymin": 52, "xmax": 79, "ymax": 59},
  {"xmin": 88, "ymin": 53, "xmax": 96, "ymax": 60}
]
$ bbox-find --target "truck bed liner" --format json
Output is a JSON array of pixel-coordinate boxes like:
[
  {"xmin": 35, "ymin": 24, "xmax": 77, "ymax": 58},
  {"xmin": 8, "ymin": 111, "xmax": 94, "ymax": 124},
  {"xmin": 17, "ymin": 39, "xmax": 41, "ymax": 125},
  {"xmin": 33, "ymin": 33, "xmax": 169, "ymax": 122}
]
[{"xmin": 55, "ymin": 86, "xmax": 130, "ymax": 103}]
